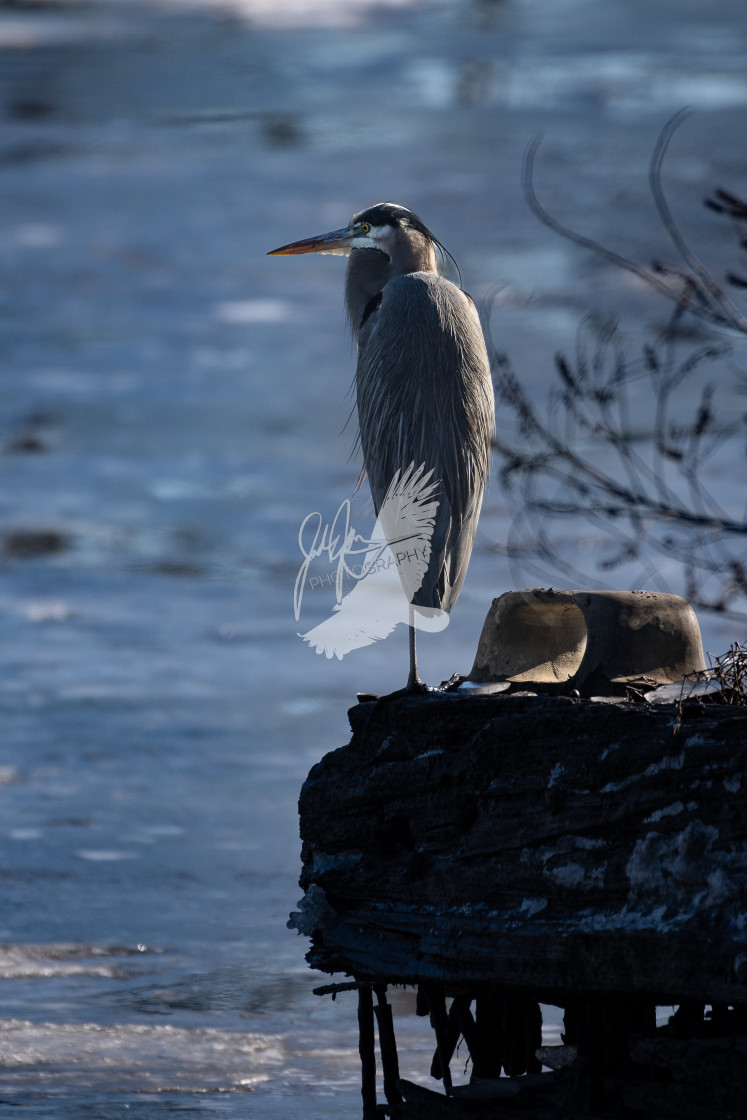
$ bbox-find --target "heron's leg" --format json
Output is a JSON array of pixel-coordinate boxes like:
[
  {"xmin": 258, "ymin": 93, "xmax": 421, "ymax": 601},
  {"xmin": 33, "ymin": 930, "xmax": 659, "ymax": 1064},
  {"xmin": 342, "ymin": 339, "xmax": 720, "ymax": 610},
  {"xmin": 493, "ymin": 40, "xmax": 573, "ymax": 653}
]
[
  {"xmin": 406, "ymin": 605, "xmax": 425, "ymax": 691},
  {"xmin": 374, "ymin": 608, "xmax": 428, "ymax": 700}
]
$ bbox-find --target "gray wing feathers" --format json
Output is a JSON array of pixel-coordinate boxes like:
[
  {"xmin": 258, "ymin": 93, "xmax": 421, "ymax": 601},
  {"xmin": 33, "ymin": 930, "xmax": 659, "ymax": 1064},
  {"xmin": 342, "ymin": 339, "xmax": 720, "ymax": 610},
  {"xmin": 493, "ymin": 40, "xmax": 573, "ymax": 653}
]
[{"xmin": 356, "ymin": 272, "xmax": 495, "ymax": 613}]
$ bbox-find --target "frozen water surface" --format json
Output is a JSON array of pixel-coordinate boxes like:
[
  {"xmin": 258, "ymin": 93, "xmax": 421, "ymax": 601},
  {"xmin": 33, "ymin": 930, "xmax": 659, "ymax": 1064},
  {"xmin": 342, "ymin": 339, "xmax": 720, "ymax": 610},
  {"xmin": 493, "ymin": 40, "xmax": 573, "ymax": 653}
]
[{"xmin": 0, "ymin": 0, "xmax": 746, "ymax": 1113}]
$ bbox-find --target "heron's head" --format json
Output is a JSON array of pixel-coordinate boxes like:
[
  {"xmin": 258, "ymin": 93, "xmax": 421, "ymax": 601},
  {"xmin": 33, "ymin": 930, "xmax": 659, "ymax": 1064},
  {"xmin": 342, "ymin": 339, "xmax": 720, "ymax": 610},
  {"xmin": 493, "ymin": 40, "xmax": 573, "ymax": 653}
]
[{"xmin": 268, "ymin": 203, "xmax": 439, "ymax": 270}]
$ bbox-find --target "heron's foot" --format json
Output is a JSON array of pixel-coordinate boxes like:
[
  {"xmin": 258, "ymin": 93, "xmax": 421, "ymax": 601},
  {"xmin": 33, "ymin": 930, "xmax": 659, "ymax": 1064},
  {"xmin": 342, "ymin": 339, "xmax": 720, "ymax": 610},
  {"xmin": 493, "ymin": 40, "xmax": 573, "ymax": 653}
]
[
  {"xmin": 374, "ymin": 679, "xmax": 437, "ymax": 702},
  {"xmin": 406, "ymin": 678, "xmax": 429, "ymax": 695}
]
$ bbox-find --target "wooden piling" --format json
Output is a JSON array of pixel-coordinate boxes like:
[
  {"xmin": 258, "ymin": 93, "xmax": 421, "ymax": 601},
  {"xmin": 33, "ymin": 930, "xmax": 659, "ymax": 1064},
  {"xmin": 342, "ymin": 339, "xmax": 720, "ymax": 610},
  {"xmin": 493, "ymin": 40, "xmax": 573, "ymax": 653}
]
[
  {"xmin": 424, "ymin": 983, "xmax": 454, "ymax": 1094},
  {"xmin": 373, "ymin": 985, "xmax": 402, "ymax": 1107},
  {"xmin": 295, "ymin": 692, "xmax": 747, "ymax": 1118},
  {"xmin": 357, "ymin": 985, "xmax": 377, "ymax": 1119}
]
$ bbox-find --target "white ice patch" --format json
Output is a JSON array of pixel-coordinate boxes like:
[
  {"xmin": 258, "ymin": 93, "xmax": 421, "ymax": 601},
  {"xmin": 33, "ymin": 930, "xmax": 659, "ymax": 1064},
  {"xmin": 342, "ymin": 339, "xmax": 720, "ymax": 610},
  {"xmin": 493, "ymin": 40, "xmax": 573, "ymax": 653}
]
[
  {"xmin": 24, "ymin": 601, "xmax": 76, "ymax": 623},
  {"xmin": 12, "ymin": 223, "xmax": 65, "ymax": 248},
  {"xmin": 76, "ymin": 849, "xmax": 137, "ymax": 862},
  {"xmin": 0, "ymin": 1018, "xmax": 283, "ymax": 1092},
  {"xmin": 280, "ymin": 697, "xmax": 327, "ymax": 717},
  {"xmin": 213, "ymin": 298, "xmax": 293, "ymax": 323}
]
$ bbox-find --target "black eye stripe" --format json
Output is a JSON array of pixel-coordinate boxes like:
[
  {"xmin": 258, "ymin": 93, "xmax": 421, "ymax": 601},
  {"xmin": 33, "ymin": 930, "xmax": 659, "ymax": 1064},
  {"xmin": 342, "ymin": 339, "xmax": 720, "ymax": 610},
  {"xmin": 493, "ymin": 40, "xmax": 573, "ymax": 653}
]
[
  {"xmin": 353, "ymin": 203, "xmax": 432, "ymax": 238},
  {"xmin": 349, "ymin": 202, "xmax": 462, "ymax": 288}
]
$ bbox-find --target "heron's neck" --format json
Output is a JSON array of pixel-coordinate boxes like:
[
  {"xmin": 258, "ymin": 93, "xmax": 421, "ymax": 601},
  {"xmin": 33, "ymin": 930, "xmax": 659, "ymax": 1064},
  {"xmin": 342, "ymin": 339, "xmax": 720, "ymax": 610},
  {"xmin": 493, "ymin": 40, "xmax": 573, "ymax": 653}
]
[
  {"xmin": 345, "ymin": 239, "xmax": 437, "ymax": 336},
  {"xmin": 391, "ymin": 231, "xmax": 437, "ymax": 278}
]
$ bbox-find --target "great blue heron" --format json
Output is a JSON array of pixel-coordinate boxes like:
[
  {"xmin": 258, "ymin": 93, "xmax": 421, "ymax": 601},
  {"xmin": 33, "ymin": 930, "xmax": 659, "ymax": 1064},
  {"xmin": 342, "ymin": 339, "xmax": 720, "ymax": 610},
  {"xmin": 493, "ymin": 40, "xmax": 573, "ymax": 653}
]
[{"xmin": 269, "ymin": 203, "xmax": 495, "ymax": 691}]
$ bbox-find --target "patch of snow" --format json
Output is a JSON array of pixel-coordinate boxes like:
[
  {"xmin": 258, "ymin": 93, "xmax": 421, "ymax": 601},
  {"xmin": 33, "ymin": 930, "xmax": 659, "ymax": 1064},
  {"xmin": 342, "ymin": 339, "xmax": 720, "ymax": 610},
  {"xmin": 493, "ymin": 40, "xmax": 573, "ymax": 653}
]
[
  {"xmin": 520, "ymin": 897, "xmax": 548, "ymax": 918},
  {"xmin": 644, "ymin": 801, "xmax": 684, "ymax": 824},
  {"xmin": 547, "ymin": 763, "xmax": 564, "ymax": 788},
  {"xmin": 572, "ymin": 836, "xmax": 607, "ymax": 850},
  {"xmin": 311, "ymin": 850, "xmax": 362, "ymax": 874},
  {"xmin": 644, "ymin": 752, "xmax": 684, "ymax": 778},
  {"xmin": 549, "ymin": 862, "xmax": 585, "ymax": 889}
]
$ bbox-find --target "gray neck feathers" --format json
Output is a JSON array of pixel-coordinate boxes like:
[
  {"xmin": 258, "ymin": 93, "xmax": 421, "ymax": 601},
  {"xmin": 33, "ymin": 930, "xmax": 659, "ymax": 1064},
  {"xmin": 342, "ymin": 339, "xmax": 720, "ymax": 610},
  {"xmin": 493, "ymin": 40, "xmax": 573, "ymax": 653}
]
[
  {"xmin": 345, "ymin": 232, "xmax": 437, "ymax": 337},
  {"xmin": 345, "ymin": 251, "xmax": 391, "ymax": 336}
]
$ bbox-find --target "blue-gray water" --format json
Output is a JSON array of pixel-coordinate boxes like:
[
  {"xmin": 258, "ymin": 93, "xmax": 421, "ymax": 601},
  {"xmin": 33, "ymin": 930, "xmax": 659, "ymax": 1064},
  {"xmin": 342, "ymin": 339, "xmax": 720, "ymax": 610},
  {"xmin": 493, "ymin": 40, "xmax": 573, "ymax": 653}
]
[{"xmin": 0, "ymin": 0, "xmax": 745, "ymax": 1113}]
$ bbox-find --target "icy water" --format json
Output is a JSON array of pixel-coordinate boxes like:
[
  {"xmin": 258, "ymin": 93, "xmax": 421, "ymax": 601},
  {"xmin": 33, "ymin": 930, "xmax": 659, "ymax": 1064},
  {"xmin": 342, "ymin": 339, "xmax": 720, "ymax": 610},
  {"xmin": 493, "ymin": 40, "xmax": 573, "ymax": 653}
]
[{"xmin": 0, "ymin": 0, "xmax": 745, "ymax": 1114}]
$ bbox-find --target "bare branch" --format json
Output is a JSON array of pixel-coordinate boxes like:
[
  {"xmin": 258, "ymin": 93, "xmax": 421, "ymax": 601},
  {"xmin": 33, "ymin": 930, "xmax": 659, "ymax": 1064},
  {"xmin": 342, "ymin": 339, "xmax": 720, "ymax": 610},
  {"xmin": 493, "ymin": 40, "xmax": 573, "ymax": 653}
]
[{"xmin": 523, "ymin": 117, "xmax": 747, "ymax": 335}]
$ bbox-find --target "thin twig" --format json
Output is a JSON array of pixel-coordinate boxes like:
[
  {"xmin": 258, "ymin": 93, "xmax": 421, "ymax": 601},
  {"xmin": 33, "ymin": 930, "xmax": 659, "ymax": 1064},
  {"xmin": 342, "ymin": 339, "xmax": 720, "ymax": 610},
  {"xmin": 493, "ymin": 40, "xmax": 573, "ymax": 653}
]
[{"xmin": 523, "ymin": 119, "xmax": 747, "ymax": 335}]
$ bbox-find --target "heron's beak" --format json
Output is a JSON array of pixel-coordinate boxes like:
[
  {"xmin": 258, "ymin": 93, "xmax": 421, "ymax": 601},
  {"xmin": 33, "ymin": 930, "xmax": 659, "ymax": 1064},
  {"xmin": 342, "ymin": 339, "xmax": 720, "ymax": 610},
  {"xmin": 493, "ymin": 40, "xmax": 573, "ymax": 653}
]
[{"xmin": 267, "ymin": 226, "xmax": 354, "ymax": 257}]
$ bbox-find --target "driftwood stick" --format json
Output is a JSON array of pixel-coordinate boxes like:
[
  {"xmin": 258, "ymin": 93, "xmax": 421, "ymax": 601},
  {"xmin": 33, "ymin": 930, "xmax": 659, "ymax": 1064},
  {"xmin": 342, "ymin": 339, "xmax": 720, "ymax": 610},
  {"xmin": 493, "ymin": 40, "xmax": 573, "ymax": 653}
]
[
  {"xmin": 313, "ymin": 980, "xmax": 362, "ymax": 997},
  {"xmin": 452, "ymin": 996, "xmax": 483, "ymax": 1074},
  {"xmin": 357, "ymin": 985, "xmax": 378, "ymax": 1119},
  {"xmin": 428, "ymin": 1001, "xmax": 459, "ymax": 1084},
  {"xmin": 373, "ymin": 985, "xmax": 402, "ymax": 1106},
  {"xmin": 425, "ymin": 983, "xmax": 454, "ymax": 1094}
]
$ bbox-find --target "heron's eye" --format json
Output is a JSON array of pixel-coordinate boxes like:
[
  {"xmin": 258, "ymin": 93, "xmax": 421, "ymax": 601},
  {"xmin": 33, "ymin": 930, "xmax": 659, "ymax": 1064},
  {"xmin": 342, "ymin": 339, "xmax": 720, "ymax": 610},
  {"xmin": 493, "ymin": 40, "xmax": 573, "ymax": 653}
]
[{"xmin": 360, "ymin": 223, "xmax": 371, "ymax": 234}]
